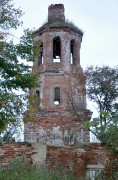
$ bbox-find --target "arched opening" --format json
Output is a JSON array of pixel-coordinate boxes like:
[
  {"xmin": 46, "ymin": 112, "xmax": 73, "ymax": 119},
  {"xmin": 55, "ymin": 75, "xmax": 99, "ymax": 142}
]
[
  {"xmin": 53, "ymin": 36, "xmax": 61, "ymax": 63},
  {"xmin": 36, "ymin": 90, "xmax": 40, "ymax": 107},
  {"xmin": 54, "ymin": 87, "xmax": 60, "ymax": 105},
  {"xmin": 36, "ymin": 90, "xmax": 40, "ymax": 97},
  {"xmin": 38, "ymin": 41, "xmax": 43, "ymax": 65},
  {"xmin": 70, "ymin": 39, "xmax": 75, "ymax": 64}
]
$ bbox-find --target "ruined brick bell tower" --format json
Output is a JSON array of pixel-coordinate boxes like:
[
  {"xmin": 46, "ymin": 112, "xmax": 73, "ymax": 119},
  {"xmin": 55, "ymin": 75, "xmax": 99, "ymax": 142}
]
[{"xmin": 24, "ymin": 4, "xmax": 91, "ymax": 145}]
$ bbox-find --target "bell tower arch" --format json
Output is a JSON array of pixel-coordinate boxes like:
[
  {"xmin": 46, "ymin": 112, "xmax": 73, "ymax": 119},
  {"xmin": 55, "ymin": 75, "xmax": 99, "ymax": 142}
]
[{"xmin": 24, "ymin": 4, "xmax": 92, "ymax": 145}]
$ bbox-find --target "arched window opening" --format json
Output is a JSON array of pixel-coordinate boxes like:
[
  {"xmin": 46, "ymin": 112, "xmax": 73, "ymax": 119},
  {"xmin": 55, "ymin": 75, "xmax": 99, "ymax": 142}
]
[
  {"xmin": 54, "ymin": 87, "xmax": 60, "ymax": 105},
  {"xmin": 38, "ymin": 41, "xmax": 43, "ymax": 65},
  {"xmin": 71, "ymin": 40, "xmax": 75, "ymax": 64},
  {"xmin": 36, "ymin": 90, "xmax": 40, "ymax": 97},
  {"xmin": 53, "ymin": 37, "xmax": 61, "ymax": 63},
  {"xmin": 36, "ymin": 90, "xmax": 40, "ymax": 107}
]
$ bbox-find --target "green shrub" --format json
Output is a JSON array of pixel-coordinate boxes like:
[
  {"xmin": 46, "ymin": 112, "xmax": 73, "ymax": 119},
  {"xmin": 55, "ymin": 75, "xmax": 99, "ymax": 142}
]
[{"xmin": 0, "ymin": 156, "xmax": 76, "ymax": 180}]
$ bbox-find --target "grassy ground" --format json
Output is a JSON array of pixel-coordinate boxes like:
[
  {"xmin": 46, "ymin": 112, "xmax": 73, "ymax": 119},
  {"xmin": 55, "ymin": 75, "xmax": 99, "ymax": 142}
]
[{"xmin": 0, "ymin": 156, "xmax": 76, "ymax": 180}]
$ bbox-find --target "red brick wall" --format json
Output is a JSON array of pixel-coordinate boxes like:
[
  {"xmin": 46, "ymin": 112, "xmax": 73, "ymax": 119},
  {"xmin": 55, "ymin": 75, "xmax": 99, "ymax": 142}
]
[
  {"xmin": 0, "ymin": 142, "xmax": 117, "ymax": 179},
  {"xmin": 25, "ymin": 27, "xmax": 91, "ymax": 145},
  {"xmin": 24, "ymin": 111, "xmax": 91, "ymax": 145},
  {"xmin": 48, "ymin": 4, "xmax": 65, "ymax": 23},
  {"xmin": 0, "ymin": 142, "xmax": 36, "ymax": 167},
  {"xmin": 47, "ymin": 143, "xmax": 116, "ymax": 179}
]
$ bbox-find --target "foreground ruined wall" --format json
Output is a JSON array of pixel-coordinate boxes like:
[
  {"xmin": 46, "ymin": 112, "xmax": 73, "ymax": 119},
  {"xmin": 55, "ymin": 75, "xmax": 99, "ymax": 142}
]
[
  {"xmin": 0, "ymin": 142, "xmax": 117, "ymax": 179},
  {"xmin": 24, "ymin": 4, "xmax": 92, "ymax": 145},
  {"xmin": 47, "ymin": 144, "xmax": 117, "ymax": 179},
  {"xmin": 0, "ymin": 142, "xmax": 46, "ymax": 168}
]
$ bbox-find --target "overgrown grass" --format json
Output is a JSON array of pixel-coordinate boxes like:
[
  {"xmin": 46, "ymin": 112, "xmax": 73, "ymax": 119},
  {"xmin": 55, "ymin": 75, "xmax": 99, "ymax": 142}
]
[
  {"xmin": 35, "ymin": 19, "xmax": 83, "ymax": 35},
  {"xmin": 0, "ymin": 156, "xmax": 76, "ymax": 180},
  {"xmin": 1, "ymin": 156, "xmax": 117, "ymax": 179}
]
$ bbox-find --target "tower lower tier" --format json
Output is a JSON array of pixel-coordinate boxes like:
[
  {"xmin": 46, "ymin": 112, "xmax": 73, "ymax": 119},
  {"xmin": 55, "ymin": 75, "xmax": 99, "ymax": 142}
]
[{"xmin": 24, "ymin": 110, "xmax": 91, "ymax": 146}]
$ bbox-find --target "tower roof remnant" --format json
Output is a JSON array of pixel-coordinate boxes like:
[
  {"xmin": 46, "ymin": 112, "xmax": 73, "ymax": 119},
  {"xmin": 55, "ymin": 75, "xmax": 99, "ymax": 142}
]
[{"xmin": 34, "ymin": 4, "xmax": 83, "ymax": 36}]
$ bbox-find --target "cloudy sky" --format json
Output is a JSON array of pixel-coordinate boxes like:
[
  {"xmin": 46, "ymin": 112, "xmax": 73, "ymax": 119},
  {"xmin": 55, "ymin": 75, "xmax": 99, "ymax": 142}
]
[{"xmin": 13, "ymin": 0, "xmax": 118, "ymax": 69}]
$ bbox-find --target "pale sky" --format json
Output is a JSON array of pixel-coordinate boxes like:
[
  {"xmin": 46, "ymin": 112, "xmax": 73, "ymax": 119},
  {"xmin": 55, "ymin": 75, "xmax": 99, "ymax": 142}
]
[{"xmin": 13, "ymin": 0, "xmax": 118, "ymax": 69}]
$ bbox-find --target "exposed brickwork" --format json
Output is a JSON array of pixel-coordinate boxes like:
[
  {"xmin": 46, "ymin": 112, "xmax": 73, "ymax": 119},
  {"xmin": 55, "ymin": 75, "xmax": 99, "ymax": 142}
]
[
  {"xmin": 24, "ymin": 4, "xmax": 92, "ymax": 145},
  {"xmin": 47, "ymin": 143, "xmax": 118, "ymax": 179},
  {"xmin": 24, "ymin": 111, "xmax": 91, "ymax": 145},
  {"xmin": 48, "ymin": 4, "xmax": 65, "ymax": 23},
  {"xmin": 0, "ymin": 142, "xmax": 117, "ymax": 179},
  {"xmin": 0, "ymin": 142, "xmax": 36, "ymax": 167}
]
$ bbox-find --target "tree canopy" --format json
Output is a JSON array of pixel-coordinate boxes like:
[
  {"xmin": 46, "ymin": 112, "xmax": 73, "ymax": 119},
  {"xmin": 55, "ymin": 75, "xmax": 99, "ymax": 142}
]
[
  {"xmin": 0, "ymin": 0, "xmax": 38, "ymax": 140},
  {"xmin": 85, "ymin": 65, "xmax": 118, "ymax": 118},
  {"xmin": 85, "ymin": 65, "xmax": 118, "ymax": 146}
]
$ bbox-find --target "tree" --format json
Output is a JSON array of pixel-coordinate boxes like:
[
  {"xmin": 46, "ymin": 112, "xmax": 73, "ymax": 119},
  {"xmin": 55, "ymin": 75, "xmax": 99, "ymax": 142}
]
[
  {"xmin": 85, "ymin": 65, "xmax": 118, "ymax": 118},
  {"xmin": 0, "ymin": 0, "xmax": 38, "ymax": 140},
  {"xmin": 85, "ymin": 65, "xmax": 118, "ymax": 144}
]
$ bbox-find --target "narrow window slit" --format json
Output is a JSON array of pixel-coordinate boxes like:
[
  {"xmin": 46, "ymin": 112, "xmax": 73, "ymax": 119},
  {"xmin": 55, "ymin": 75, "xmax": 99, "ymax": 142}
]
[
  {"xmin": 54, "ymin": 87, "xmax": 60, "ymax": 105},
  {"xmin": 36, "ymin": 90, "xmax": 40, "ymax": 97},
  {"xmin": 36, "ymin": 90, "xmax": 40, "ymax": 107},
  {"xmin": 38, "ymin": 41, "xmax": 43, "ymax": 65},
  {"xmin": 71, "ymin": 39, "xmax": 75, "ymax": 64},
  {"xmin": 53, "ymin": 37, "xmax": 61, "ymax": 63}
]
